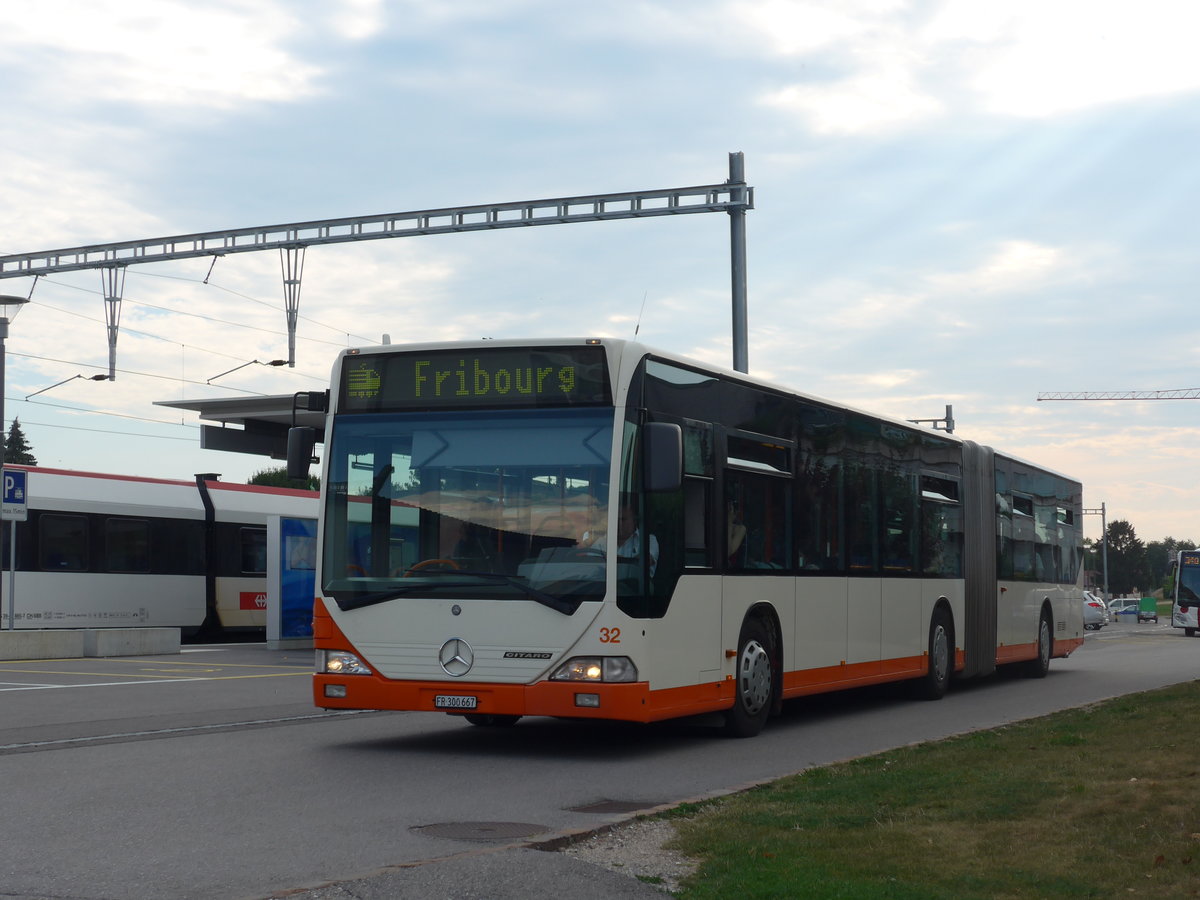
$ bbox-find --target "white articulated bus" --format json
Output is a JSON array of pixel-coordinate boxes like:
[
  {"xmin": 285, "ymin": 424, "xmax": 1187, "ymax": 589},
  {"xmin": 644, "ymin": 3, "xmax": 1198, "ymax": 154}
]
[
  {"xmin": 1169, "ymin": 550, "xmax": 1200, "ymax": 636},
  {"xmin": 290, "ymin": 338, "xmax": 1085, "ymax": 737},
  {"xmin": 0, "ymin": 466, "xmax": 317, "ymax": 635}
]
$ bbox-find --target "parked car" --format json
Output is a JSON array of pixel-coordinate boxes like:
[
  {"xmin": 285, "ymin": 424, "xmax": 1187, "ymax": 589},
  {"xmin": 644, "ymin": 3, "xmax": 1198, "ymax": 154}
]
[
  {"xmin": 1083, "ymin": 593, "xmax": 1108, "ymax": 630},
  {"xmin": 1108, "ymin": 598, "xmax": 1140, "ymax": 619},
  {"xmin": 1083, "ymin": 591, "xmax": 1110, "ymax": 626}
]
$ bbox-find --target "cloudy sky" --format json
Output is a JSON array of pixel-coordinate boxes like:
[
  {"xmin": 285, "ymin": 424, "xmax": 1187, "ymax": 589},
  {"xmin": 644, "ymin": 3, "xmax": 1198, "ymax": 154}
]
[{"xmin": 1, "ymin": 0, "xmax": 1197, "ymax": 543}]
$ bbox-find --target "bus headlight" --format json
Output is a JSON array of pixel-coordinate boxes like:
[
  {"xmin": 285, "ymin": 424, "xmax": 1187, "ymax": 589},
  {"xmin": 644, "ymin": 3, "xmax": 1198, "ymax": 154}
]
[
  {"xmin": 317, "ymin": 649, "xmax": 372, "ymax": 675},
  {"xmin": 549, "ymin": 657, "xmax": 638, "ymax": 683}
]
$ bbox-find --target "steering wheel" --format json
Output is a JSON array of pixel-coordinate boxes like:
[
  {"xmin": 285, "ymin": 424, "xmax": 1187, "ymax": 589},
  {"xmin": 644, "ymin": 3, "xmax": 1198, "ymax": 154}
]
[{"xmin": 403, "ymin": 558, "xmax": 462, "ymax": 577}]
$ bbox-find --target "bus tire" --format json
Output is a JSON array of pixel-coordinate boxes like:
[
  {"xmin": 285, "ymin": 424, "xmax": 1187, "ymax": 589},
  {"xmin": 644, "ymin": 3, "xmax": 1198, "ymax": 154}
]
[
  {"xmin": 915, "ymin": 605, "xmax": 952, "ymax": 700},
  {"xmin": 463, "ymin": 714, "xmax": 521, "ymax": 727},
  {"xmin": 1185, "ymin": 627, "xmax": 1196, "ymax": 637},
  {"xmin": 1021, "ymin": 608, "xmax": 1053, "ymax": 679},
  {"xmin": 724, "ymin": 617, "xmax": 774, "ymax": 738}
]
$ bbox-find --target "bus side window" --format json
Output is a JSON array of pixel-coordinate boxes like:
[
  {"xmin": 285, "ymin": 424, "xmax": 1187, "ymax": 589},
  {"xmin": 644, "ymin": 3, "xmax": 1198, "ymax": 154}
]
[
  {"xmin": 684, "ymin": 479, "xmax": 710, "ymax": 567},
  {"xmin": 726, "ymin": 473, "xmax": 789, "ymax": 570}
]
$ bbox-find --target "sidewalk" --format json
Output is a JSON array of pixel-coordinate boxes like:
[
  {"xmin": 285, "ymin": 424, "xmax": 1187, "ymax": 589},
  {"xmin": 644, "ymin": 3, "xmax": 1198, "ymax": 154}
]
[{"xmin": 278, "ymin": 845, "xmax": 672, "ymax": 899}]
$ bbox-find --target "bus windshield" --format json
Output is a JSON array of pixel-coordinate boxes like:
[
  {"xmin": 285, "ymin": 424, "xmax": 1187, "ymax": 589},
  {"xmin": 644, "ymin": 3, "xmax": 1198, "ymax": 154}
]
[
  {"xmin": 1179, "ymin": 557, "xmax": 1200, "ymax": 603},
  {"xmin": 321, "ymin": 407, "xmax": 613, "ymax": 612}
]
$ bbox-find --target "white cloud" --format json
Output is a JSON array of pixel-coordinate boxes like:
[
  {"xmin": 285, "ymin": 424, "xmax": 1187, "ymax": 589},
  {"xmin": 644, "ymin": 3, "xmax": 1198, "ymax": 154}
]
[
  {"xmin": 1, "ymin": 0, "xmax": 322, "ymax": 110},
  {"xmin": 761, "ymin": 54, "xmax": 942, "ymax": 134},
  {"xmin": 746, "ymin": 0, "xmax": 1200, "ymax": 134},
  {"xmin": 326, "ymin": 0, "xmax": 387, "ymax": 41},
  {"xmin": 0, "ymin": 141, "xmax": 166, "ymax": 250},
  {"xmin": 925, "ymin": 0, "xmax": 1200, "ymax": 118},
  {"xmin": 738, "ymin": 0, "xmax": 906, "ymax": 56},
  {"xmin": 925, "ymin": 240, "xmax": 1065, "ymax": 295}
]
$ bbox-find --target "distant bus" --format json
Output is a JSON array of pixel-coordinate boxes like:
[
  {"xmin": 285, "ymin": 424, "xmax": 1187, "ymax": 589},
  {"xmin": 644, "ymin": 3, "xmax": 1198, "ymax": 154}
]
[
  {"xmin": 1169, "ymin": 550, "xmax": 1200, "ymax": 636},
  {"xmin": 291, "ymin": 338, "xmax": 1085, "ymax": 737},
  {"xmin": 0, "ymin": 466, "xmax": 317, "ymax": 635}
]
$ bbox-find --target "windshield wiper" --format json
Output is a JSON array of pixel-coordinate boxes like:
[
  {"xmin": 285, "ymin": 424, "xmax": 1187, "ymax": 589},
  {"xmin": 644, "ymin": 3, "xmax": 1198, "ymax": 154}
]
[
  {"xmin": 334, "ymin": 584, "xmax": 439, "ymax": 611},
  {"xmin": 331, "ymin": 570, "xmax": 582, "ymax": 615},
  {"xmin": 451, "ymin": 570, "xmax": 582, "ymax": 615}
]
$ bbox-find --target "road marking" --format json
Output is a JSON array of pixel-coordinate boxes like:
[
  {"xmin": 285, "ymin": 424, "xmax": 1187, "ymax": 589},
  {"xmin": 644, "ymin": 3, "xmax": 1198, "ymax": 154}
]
[
  {"xmin": 0, "ymin": 681, "xmax": 59, "ymax": 688},
  {"xmin": 0, "ymin": 710, "xmax": 370, "ymax": 751},
  {"xmin": 0, "ymin": 678, "xmax": 206, "ymax": 691},
  {"xmin": 0, "ymin": 668, "xmax": 213, "ymax": 679}
]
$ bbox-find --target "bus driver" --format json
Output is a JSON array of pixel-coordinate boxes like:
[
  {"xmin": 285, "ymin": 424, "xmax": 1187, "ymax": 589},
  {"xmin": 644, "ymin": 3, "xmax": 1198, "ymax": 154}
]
[{"xmin": 584, "ymin": 501, "xmax": 658, "ymax": 577}]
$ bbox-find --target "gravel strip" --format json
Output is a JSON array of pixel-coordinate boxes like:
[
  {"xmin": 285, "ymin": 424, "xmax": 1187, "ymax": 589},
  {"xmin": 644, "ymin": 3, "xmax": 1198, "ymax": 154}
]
[{"xmin": 559, "ymin": 818, "xmax": 699, "ymax": 894}]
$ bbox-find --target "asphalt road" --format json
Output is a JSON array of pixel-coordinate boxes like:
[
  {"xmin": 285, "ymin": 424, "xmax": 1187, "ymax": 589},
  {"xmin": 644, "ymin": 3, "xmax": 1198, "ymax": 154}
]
[{"xmin": 1, "ymin": 621, "xmax": 1196, "ymax": 900}]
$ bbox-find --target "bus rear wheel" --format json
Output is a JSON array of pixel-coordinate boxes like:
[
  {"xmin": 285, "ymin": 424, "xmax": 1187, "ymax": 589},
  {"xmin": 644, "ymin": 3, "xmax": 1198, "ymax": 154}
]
[
  {"xmin": 1021, "ymin": 609, "xmax": 1052, "ymax": 679},
  {"xmin": 725, "ymin": 617, "xmax": 774, "ymax": 738},
  {"xmin": 915, "ymin": 606, "xmax": 952, "ymax": 700}
]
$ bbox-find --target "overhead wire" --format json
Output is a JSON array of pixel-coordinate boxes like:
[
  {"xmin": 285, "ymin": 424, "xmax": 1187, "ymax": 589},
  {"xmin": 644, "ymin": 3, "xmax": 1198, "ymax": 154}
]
[
  {"xmin": 0, "ymin": 253, "xmax": 362, "ymax": 458},
  {"xmin": 10, "ymin": 351, "xmax": 324, "ymax": 393},
  {"xmin": 25, "ymin": 275, "xmax": 354, "ymax": 352},
  {"xmin": 130, "ymin": 268, "xmax": 377, "ymax": 344},
  {"xmin": 10, "ymin": 417, "xmax": 196, "ymax": 441}
]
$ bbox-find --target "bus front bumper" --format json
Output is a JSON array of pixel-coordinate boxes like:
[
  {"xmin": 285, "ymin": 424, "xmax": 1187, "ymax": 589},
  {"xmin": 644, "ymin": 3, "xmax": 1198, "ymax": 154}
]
[{"xmin": 313, "ymin": 673, "xmax": 735, "ymax": 724}]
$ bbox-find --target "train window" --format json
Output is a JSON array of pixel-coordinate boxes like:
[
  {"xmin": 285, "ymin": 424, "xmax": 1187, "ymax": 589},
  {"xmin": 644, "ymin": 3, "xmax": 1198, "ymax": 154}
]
[
  {"xmin": 240, "ymin": 527, "xmax": 267, "ymax": 574},
  {"xmin": 39, "ymin": 514, "xmax": 88, "ymax": 571},
  {"xmin": 105, "ymin": 518, "xmax": 151, "ymax": 573}
]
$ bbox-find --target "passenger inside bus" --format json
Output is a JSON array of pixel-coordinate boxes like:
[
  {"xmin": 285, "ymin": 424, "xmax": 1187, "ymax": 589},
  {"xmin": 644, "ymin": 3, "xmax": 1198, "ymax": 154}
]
[{"xmin": 727, "ymin": 500, "xmax": 747, "ymax": 565}]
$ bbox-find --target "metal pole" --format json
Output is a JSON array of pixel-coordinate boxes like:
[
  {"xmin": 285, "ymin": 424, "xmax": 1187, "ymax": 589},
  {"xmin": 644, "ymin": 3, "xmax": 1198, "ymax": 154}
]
[
  {"xmin": 1100, "ymin": 502, "xmax": 1109, "ymax": 601},
  {"xmin": 728, "ymin": 151, "xmax": 748, "ymax": 374},
  {"xmin": 0, "ymin": 314, "xmax": 8, "ymax": 629},
  {"xmin": 7, "ymin": 518, "xmax": 13, "ymax": 630}
]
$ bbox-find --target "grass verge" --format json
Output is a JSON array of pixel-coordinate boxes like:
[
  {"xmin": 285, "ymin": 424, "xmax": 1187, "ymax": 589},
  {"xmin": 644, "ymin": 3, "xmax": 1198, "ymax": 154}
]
[{"xmin": 667, "ymin": 681, "xmax": 1200, "ymax": 898}]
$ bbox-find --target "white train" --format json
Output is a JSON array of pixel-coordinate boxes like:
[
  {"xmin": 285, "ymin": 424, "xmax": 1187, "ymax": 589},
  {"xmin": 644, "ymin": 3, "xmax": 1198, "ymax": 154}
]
[{"xmin": 0, "ymin": 466, "xmax": 317, "ymax": 635}]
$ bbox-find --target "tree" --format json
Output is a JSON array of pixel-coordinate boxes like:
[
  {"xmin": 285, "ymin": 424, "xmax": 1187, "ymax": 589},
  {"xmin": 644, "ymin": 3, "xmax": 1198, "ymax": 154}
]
[
  {"xmin": 1146, "ymin": 537, "xmax": 1197, "ymax": 593},
  {"xmin": 4, "ymin": 418, "xmax": 36, "ymax": 465},
  {"xmin": 1102, "ymin": 519, "xmax": 1151, "ymax": 595},
  {"xmin": 248, "ymin": 466, "xmax": 319, "ymax": 492}
]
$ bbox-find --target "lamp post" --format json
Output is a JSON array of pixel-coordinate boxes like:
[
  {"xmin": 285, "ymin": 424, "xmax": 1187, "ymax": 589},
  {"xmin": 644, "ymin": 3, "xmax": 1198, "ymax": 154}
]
[{"xmin": 0, "ymin": 294, "xmax": 29, "ymax": 631}]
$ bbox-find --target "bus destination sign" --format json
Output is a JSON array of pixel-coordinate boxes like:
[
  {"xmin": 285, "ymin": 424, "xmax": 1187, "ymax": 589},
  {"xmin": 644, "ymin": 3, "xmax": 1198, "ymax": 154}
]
[{"xmin": 341, "ymin": 346, "xmax": 611, "ymax": 412}]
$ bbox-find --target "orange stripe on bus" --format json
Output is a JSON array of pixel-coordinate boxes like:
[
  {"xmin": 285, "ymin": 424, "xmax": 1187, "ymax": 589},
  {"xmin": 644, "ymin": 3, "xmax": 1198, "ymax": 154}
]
[
  {"xmin": 312, "ymin": 597, "xmax": 1081, "ymax": 723},
  {"xmin": 995, "ymin": 636, "xmax": 1084, "ymax": 665}
]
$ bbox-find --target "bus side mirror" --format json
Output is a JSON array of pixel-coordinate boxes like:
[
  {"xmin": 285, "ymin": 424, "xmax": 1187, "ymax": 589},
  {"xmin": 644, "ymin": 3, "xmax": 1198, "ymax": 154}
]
[
  {"xmin": 287, "ymin": 427, "xmax": 317, "ymax": 481},
  {"xmin": 644, "ymin": 422, "xmax": 682, "ymax": 493}
]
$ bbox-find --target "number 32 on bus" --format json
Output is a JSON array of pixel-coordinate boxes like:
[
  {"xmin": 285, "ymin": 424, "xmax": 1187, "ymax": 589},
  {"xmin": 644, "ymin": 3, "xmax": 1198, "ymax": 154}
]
[{"xmin": 288, "ymin": 338, "xmax": 1086, "ymax": 737}]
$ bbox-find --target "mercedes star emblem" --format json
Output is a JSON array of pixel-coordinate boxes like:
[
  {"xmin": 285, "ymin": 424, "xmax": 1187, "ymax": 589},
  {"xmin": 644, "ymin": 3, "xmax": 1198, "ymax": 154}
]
[{"xmin": 438, "ymin": 638, "xmax": 474, "ymax": 677}]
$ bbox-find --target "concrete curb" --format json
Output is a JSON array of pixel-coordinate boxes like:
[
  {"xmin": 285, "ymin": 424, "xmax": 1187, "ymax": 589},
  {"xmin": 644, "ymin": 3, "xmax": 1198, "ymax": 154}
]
[{"xmin": 0, "ymin": 627, "xmax": 180, "ymax": 659}]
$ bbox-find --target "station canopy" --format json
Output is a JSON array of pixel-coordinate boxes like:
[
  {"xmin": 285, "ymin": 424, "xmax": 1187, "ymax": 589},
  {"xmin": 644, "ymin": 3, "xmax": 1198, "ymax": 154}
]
[{"xmin": 155, "ymin": 394, "xmax": 325, "ymax": 460}]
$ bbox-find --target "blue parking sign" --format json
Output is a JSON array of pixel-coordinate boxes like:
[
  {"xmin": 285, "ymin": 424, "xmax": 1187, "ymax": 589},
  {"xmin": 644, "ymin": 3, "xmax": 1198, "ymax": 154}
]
[{"xmin": 2, "ymin": 469, "xmax": 27, "ymax": 521}]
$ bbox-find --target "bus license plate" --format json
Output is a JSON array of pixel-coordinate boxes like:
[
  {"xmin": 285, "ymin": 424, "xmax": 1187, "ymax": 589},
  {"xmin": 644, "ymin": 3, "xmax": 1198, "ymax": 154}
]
[{"xmin": 435, "ymin": 695, "xmax": 477, "ymax": 710}]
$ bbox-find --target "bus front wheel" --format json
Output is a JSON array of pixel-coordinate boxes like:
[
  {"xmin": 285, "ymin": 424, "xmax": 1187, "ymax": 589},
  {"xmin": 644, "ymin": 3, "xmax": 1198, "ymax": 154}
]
[{"xmin": 725, "ymin": 617, "xmax": 774, "ymax": 738}]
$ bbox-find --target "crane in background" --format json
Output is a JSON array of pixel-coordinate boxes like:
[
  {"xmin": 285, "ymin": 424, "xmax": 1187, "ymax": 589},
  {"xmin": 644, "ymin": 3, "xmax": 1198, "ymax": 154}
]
[
  {"xmin": 1038, "ymin": 389, "xmax": 1200, "ymax": 401},
  {"xmin": 1031, "ymin": 389, "xmax": 1195, "ymax": 603}
]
